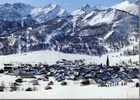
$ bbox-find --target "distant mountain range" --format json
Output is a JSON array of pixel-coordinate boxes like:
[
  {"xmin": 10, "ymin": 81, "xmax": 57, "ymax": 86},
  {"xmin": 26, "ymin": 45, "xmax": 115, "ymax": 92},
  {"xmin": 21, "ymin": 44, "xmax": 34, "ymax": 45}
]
[{"xmin": 0, "ymin": 1, "xmax": 138, "ymax": 55}]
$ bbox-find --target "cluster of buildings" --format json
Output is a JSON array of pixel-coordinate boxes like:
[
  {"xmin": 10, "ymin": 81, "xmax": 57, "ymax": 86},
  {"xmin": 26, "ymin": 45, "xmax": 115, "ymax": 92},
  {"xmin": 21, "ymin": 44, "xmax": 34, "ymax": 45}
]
[{"xmin": 1, "ymin": 59, "xmax": 139, "ymax": 87}]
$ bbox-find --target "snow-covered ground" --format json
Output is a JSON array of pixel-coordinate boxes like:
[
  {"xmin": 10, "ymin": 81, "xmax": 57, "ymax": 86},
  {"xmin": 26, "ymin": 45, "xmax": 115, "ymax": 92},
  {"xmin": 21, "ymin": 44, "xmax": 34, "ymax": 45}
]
[
  {"xmin": 0, "ymin": 50, "xmax": 138, "ymax": 68},
  {"xmin": 0, "ymin": 85, "xmax": 139, "ymax": 99},
  {"xmin": 0, "ymin": 73, "xmax": 139, "ymax": 99}
]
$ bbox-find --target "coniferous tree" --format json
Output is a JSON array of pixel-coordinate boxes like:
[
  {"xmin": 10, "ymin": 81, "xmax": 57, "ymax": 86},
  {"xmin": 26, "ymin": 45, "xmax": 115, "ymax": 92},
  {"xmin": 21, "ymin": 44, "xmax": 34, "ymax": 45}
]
[{"xmin": 106, "ymin": 56, "xmax": 110, "ymax": 67}]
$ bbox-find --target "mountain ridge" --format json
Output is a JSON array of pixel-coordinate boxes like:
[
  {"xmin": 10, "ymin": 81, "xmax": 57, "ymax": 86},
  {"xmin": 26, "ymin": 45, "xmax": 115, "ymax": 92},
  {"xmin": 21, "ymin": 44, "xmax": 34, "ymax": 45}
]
[{"xmin": 0, "ymin": 2, "xmax": 138, "ymax": 56}]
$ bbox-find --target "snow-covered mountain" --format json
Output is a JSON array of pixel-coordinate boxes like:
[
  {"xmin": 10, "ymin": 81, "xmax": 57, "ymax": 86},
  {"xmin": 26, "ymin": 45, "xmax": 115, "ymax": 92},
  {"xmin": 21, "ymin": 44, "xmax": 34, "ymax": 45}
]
[
  {"xmin": 112, "ymin": 1, "xmax": 139, "ymax": 15},
  {"xmin": 71, "ymin": 4, "xmax": 94, "ymax": 16},
  {"xmin": 31, "ymin": 4, "xmax": 68, "ymax": 23},
  {"xmin": 0, "ymin": 2, "xmax": 138, "ymax": 56},
  {"xmin": 0, "ymin": 3, "xmax": 33, "ymax": 21},
  {"xmin": 0, "ymin": 3, "xmax": 68, "ymax": 35}
]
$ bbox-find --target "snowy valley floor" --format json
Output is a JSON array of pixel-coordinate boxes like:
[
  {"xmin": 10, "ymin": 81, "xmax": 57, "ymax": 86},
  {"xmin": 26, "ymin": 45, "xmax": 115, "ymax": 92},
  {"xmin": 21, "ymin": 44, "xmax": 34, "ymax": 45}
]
[
  {"xmin": 0, "ymin": 50, "xmax": 138, "ymax": 67},
  {"xmin": 0, "ymin": 86, "xmax": 139, "ymax": 99}
]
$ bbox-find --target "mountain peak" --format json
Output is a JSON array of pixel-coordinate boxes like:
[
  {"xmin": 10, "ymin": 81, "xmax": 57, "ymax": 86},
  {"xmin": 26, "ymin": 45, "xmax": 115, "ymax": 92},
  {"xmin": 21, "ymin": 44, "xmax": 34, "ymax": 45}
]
[
  {"xmin": 1, "ymin": 2, "xmax": 32, "ymax": 8},
  {"xmin": 13, "ymin": 2, "xmax": 33, "ymax": 8},
  {"xmin": 31, "ymin": 3, "xmax": 68, "ymax": 23},
  {"xmin": 43, "ymin": 4, "xmax": 59, "ymax": 9},
  {"xmin": 81, "ymin": 4, "xmax": 91, "ymax": 10},
  {"xmin": 112, "ymin": 0, "xmax": 138, "ymax": 15},
  {"xmin": 0, "ymin": 3, "xmax": 33, "ymax": 21},
  {"xmin": 81, "ymin": 4, "xmax": 93, "ymax": 13},
  {"xmin": 71, "ymin": 4, "xmax": 94, "ymax": 16}
]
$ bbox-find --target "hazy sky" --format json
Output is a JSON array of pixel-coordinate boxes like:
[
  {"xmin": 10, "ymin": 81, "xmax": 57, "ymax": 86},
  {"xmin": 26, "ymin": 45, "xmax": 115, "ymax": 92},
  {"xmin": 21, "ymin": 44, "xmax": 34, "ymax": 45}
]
[{"xmin": 0, "ymin": 0, "xmax": 135, "ymax": 12}]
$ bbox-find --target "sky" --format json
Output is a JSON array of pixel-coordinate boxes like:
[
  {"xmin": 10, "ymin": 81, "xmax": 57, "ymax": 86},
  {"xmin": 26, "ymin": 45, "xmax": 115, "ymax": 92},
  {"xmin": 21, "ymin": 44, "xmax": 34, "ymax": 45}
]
[{"xmin": 0, "ymin": 0, "xmax": 135, "ymax": 12}]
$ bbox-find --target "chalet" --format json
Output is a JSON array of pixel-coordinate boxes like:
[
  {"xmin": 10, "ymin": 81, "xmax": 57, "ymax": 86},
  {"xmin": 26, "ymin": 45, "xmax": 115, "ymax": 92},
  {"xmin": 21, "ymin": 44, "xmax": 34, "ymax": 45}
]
[
  {"xmin": 119, "ymin": 80, "xmax": 127, "ymax": 86},
  {"xmin": 42, "ymin": 64, "xmax": 49, "ymax": 68},
  {"xmin": 4, "ymin": 64, "xmax": 13, "ymax": 67},
  {"xmin": 4, "ymin": 64, "xmax": 14, "ymax": 72},
  {"xmin": 18, "ymin": 72, "xmax": 35, "ymax": 78},
  {"xmin": 132, "ymin": 78, "xmax": 139, "ymax": 87},
  {"xmin": 89, "ymin": 79, "xmax": 96, "ymax": 84},
  {"xmin": 106, "ymin": 78, "xmax": 121, "ymax": 87},
  {"xmin": 106, "ymin": 79, "xmax": 128, "ymax": 87}
]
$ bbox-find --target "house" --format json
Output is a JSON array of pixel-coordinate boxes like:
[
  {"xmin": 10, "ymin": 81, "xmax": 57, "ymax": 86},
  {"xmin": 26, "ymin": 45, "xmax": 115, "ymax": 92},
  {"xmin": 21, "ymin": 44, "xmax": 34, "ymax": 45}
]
[
  {"xmin": 89, "ymin": 79, "xmax": 96, "ymax": 85},
  {"xmin": 118, "ymin": 80, "xmax": 127, "ymax": 86},
  {"xmin": 106, "ymin": 78, "xmax": 121, "ymax": 87},
  {"xmin": 17, "ymin": 72, "xmax": 35, "ymax": 78},
  {"xmin": 131, "ymin": 79, "xmax": 139, "ymax": 87},
  {"xmin": 4, "ymin": 64, "xmax": 14, "ymax": 72},
  {"xmin": 4, "ymin": 64, "xmax": 14, "ymax": 68}
]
